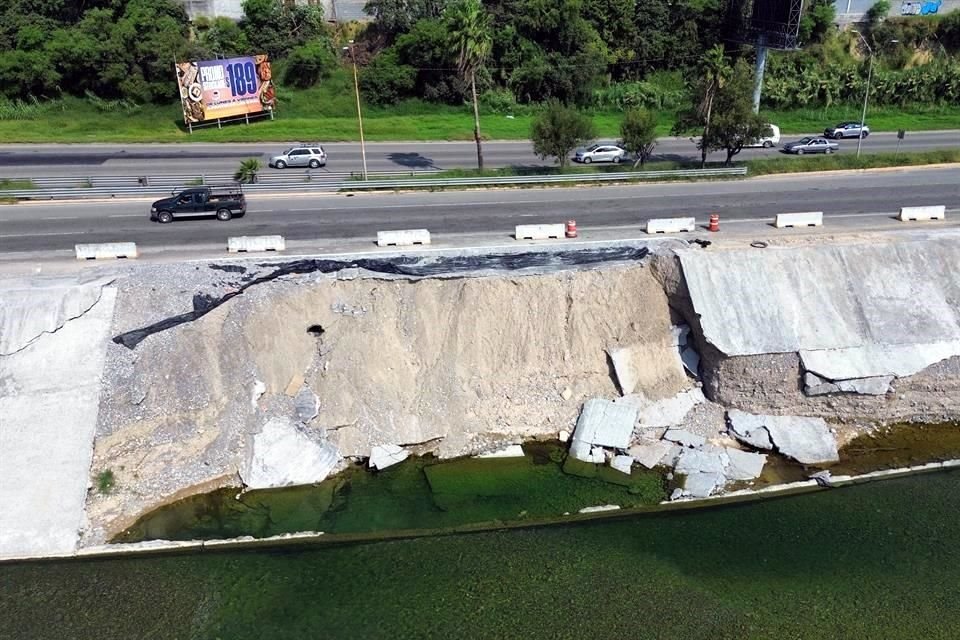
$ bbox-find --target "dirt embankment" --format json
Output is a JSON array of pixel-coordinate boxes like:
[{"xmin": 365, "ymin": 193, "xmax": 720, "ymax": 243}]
[{"xmin": 85, "ymin": 261, "xmax": 677, "ymax": 543}]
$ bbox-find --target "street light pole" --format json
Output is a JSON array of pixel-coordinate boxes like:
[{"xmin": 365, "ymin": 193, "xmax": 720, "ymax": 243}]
[
  {"xmin": 344, "ymin": 41, "xmax": 368, "ymax": 181},
  {"xmin": 852, "ymin": 30, "xmax": 872, "ymax": 159}
]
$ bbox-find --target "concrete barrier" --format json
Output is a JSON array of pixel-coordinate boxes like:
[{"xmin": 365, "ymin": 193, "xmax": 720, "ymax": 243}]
[
  {"xmin": 227, "ymin": 235, "xmax": 286, "ymax": 253},
  {"xmin": 376, "ymin": 229, "xmax": 431, "ymax": 247},
  {"xmin": 74, "ymin": 242, "xmax": 138, "ymax": 260},
  {"xmin": 646, "ymin": 217, "xmax": 696, "ymax": 234},
  {"xmin": 898, "ymin": 205, "xmax": 946, "ymax": 222},
  {"xmin": 515, "ymin": 224, "xmax": 565, "ymax": 240},
  {"xmin": 774, "ymin": 211, "xmax": 823, "ymax": 228}
]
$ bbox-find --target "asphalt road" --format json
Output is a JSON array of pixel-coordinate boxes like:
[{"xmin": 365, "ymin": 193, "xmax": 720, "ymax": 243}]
[
  {"xmin": 1, "ymin": 130, "xmax": 958, "ymax": 179},
  {"xmin": 1, "ymin": 166, "xmax": 956, "ymax": 255}
]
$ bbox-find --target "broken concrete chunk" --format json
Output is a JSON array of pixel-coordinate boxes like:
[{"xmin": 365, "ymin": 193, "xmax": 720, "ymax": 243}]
[
  {"xmin": 578, "ymin": 504, "xmax": 621, "ymax": 514},
  {"xmin": 724, "ymin": 447, "xmax": 767, "ymax": 481},
  {"xmin": 628, "ymin": 441, "xmax": 672, "ymax": 469},
  {"xmin": 560, "ymin": 387, "xmax": 573, "ymax": 401},
  {"xmin": 674, "ymin": 446, "xmax": 729, "ymax": 475},
  {"xmin": 683, "ymin": 472, "xmax": 725, "ymax": 498},
  {"xmin": 804, "ymin": 372, "xmax": 840, "ymax": 396},
  {"xmin": 671, "ymin": 324, "xmax": 691, "ymax": 348},
  {"xmin": 835, "ymin": 376, "xmax": 894, "ymax": 396},
  {"xmin": 571, "ymin": 398, "xmax": 637, "ymax": 449},
  {"xmin": 662, "ymin": 428, "xmax": 706, "ymax": 449},
  {"xmin": 810, "ymin": 470, "xmax": 835, "ymax": 487},
  {"xmin": 242, "ymin": 418, "xmax": 341, "ymax": 489},
  {"xmin": 634, "ymin": 388, "xmax": 706, "ymax": 428},
  {"xmin": 294, "ymin": 386, "xmax": 320, "ymax": 423},
  {"xmin": 557, "ymin": 430, "xmax": 570, "ymax": 443},
  {"xmin": 610, "ymin": 455, "xmax": 634, "ymax": 475},
  {"xmin": 606, "ymin": 342, "xmax": 689, "ymax": 398},
  {"xmin": 804, "ymin": 372, "xmax": 893, "ymax": 396},
  {"xmin": 475, "ymin": 444, "xmax": 525, "ymax": 459},
  {"xmin": 727, "ymin": 409, "xmax": 839, "ymax": 465},
  {"xmin": 569, "ymin": 439, "xmax": 606, "ymax": 464},
  {"xmin": 669, "ymin": 488, "xmax": 685, "ymax": 501},
  {"xmin": 284, "ymin": 373, "xmax": 306, "ymax": 397},
  {"xmin": 680, "ymin": 347, "xmax": 700, "ymax": 377},
  {"xmin": 368, "ymin": 444, "xmax": 410, "ymax": 470}
]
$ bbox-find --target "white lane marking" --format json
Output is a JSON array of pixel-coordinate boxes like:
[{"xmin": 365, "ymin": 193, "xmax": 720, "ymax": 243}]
[
  {"xmin": 289, "ymin": 208, "xmax": 314, "ymax": 212},
  {"xmin": 0, "ymin": 231, "xmax": 83, "ymax": 238},
  {"xmin": 41, "ymin": 216, "xmax": 78, "ymax": 220},
  {"xmin": 108, "ymin": 214, "xmax": 143, "ymax": 218}
]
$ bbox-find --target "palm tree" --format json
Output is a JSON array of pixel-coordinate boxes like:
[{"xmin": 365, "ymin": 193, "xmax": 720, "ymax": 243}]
[
  {"xmin": 447, "ymin": 0, "xmax": 492, "ymax": 171},
  {"xmin": 697, "ymin": 45, "xmax": 732, "ymax": 168}
]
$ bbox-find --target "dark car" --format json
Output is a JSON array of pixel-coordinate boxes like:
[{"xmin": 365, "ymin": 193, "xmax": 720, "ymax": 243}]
[
  {"xmin": 824, "ymin": 122, "xmax": 870, "ymax": 139},
  {"xmin": 150, "ymin": 186, "xmax": 246, "ymax": 223}
]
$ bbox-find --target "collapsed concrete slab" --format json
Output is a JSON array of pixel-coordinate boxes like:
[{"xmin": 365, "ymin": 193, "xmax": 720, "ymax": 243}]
[
  {"xmin": 724, "ymin": 447, "xmax": 767, "ymax": 481},
  {"xmin": 610, "ymin": 455, "xmax": 633, "ymax": 475},
  {"xmin": 475, "ymin": 444, "xmax": 525, "ymax": 459},
  {"xmin": 369, "ymin": 444, "xmax": 410, "ymax": 470},
  {"xmin": 607, "ymin": 341, "xmax": 689, "ymax": 398},
  {"xmin": 727, "ymin": 409, "xmax": 838, "ymax": 465},
  {"xmin": 619, "ymin": 388, "xmax": 706, "ymax": 428},
  {"xmin": 803, "ymin": 372, "xmax": 893, "ymax": 396},
  {"xmin": 628, "ymin": 441, "xmax": 673, "ymax": 468},
  {"xmin": 683, "ymin": 472, "xmax": 725, "ymax": 498},
  {"xmin": 674, "ymin": 446, "xmax": 729, "ymax": 475},
  {"xmin": 242, "ymin": 418, "xmax": 341, "ymax": 489},
  {"xmin": 572, "ymin": 398, "xmax": 637, "ymax": 450},
  {"xmin": 800, "ymin": 342, "xmax": 960, "ymax": 381},
  {"xmin": 662, "ymin": 428, "xmax": 707, "ymax": 449}
]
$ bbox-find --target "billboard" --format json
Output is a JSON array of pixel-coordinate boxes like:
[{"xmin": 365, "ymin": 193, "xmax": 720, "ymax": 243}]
[{"xmin": 176, "ymin": 55, "xmax": 276, "ymax": 125}]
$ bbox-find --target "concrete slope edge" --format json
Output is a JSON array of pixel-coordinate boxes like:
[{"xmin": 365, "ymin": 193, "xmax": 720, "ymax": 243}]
[{"xmin": 3, "ymin": 460, "xmax": 956, "ymax": 564}]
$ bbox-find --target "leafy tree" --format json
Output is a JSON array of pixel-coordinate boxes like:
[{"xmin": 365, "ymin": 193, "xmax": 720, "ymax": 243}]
[
  {"xmin": 530, "ymin": 101, "xmax": 595, "ymax": 168},
  {"xmin": 620, "ymin": 108, "xmax": 658, "ymax": 168},
  {"xmin": 673, "ymin": 45, "xmax": 732, "ymax": 168},
  {"xmin": 284, "ymin": 38, "xmax": 337, "ymax": 88},
  {"xmin": 396, "ymin": 19, "xmax": 463, "ymax": 103},
  {"xmin": 240, "ymin": 0, "xmax": 326, "ymax": 59},
  {"xmin": 360, "ymin": 49, "xmax": 417, "ymax": 104},
  {"xmin": 447, "ymin": 0, "xmax": 492, "ymax": 170},
  {"xmin": 865, "ymin": 0, "xmax": 890, "ymax": 27},
  {"xmin": 364, "ymin": 0, "xmax": 449, "ymax": 38},
  {"xmin": 799, "ymin": 0, "xmax": 836, "ymax": 44},
  {"xmin": 195, "ymin": 17, "xmax": 251, "ymax": 58}
]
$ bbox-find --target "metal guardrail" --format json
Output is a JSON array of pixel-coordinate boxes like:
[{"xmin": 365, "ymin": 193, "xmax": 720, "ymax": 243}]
[{"xmin": 0, "ymin": 167, "xmax": 747, "ymax": 200}]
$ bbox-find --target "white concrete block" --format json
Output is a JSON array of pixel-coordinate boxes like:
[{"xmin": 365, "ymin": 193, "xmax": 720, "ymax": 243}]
[
  {"xmin": 475, "ymin": 444, "xmax": 526, "ymax": 459},
  {"xmin": 228, "ymin": 235, "xmax": 285, "ymax": 253},
  {"xmin": 572, "ymin": 398, "xmax": 638, "ymax": 449},
  {"xmin": 368, "ymin": 444, "xmax": 410, "ymax": 470},
  {"xmin": 774, "ymin": 211, "xmax": 823, "ymax": 228},
  {"xmin": 898, "ymin": 205, "xmax": 945, "ymax": 221},
  {"xmin": 646, "ymin": 217, "xmax": 696, "ymax": 234},
  {"xmin": 376, "ymin": 229, "xmax": 431, "ymax": 247},
  {"xmin": 610, "ymin": 455, "xmax": 634, "ymax": 475},
  {"xmin": 74, "ymin": 242, "xmax": 138, "ymax": 260},
  {"xmin": 515, "ymin": 223, "xmax": 566, "ymax": 240},
  {"xmin": 578, "ymin": 504, "xmax": 621, "ymax": 514}
]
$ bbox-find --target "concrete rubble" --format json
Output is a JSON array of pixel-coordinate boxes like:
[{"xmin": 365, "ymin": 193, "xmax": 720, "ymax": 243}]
[
  {"xmin": 610, "ymin": 455, "xmax": 634, "ymax": 475},
  {"xmin": 368, "ymin": 444, "xmax": 410, "ymax": 470},
  {"xmin": 627, "ymin": 442, "xmax": 673, "ymax": 469},
  {"xmin": 726, "ymin": 409, "xmax": 839, "ymax": 465},
  {"xmin": 242, "ymin": 417, "xmax": 341, "ymax": 489},
  {"xmin": 569, "ymin": 398, "xmax": 637, "ymax": 462},
  {"xmin": 662, "ymin": 428, "xmax": 707, "ymax": 449},
  {"xmin": 475, "ymin": 444, "xmax": 526, "ymax": 459}
]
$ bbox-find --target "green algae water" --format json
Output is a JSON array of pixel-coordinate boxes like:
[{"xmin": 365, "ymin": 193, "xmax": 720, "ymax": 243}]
[
  {"xmin": 116, "ymin": 442, "xmax": 665, "ymax": 542},
  {"xmin": 3, "ymin": 470, "xmax": 960, "ymax": 639}
]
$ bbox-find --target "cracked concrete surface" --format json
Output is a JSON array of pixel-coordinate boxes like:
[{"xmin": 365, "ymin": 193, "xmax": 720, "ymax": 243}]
[{"xmin": 0, "ymin": 276, "xmax": 117, "ymax": 559}]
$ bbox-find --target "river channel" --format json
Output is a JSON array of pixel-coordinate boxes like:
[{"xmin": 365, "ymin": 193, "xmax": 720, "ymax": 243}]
[{"xmin": 2, "ymin": 470, "xmax": 959, "ymax": 639}]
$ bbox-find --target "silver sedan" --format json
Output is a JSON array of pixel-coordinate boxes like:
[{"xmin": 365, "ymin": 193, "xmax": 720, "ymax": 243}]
[
  {"xmin": 781, "ymin": 137, "xmax": 839, "ymax": 155},
  {"xmin": 573, "ymin": 144, "xmax": 628, "ymax": 164}
]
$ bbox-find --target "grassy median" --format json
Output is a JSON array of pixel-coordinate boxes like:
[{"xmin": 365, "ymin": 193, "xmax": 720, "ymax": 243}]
[{"xmin": 1, "ymin": 80, "xmax": 959, "ymax": 143}]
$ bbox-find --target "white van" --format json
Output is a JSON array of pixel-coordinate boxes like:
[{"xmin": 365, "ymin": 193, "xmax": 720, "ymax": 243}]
[{"xmin": 747, "ymin": 124, "xmax": 781, "ymax": 148}]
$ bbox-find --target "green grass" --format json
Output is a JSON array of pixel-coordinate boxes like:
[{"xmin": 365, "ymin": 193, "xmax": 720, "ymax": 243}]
[
  {"xmin": 0, "ymin": 179, "xmax": 36, "ymax": 190},
  {"xmin": 746, "ymin": 148, "xmax": 960, "ymax": 175},
  {"xmin": 2, "ymin": 74, "xmax": 959, "ymax": 143},
  {"xmin": 96, "ymin": 469, "xmax": 115, "ymax": 494}
]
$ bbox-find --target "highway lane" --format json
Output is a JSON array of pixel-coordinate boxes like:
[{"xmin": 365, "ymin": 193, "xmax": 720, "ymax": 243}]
[
  {"xmin": 1, "ymin": 166, "xmax": 957, "ymax": 254},
  {"xmin": 1, "ymin": 131, "xmax": 958, "ymax": 179}
]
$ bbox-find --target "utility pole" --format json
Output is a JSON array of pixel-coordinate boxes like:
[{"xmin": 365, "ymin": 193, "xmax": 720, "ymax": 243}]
[
  {"xmin": 851, "ymin": 32, "xmax": 897, "ymax": 159},
  {"xmin": 344, "ymin": 41, "xmax": 368, "ymax": 181},
  {"xmin": 752, "ymin": 34, "xmax": 767, "ymax": 114}
]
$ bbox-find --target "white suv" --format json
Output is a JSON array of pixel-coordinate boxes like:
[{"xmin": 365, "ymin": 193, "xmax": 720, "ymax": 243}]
[{"xmin": 269, "ymin": 146, "xmax": 327, "ymax": 169}]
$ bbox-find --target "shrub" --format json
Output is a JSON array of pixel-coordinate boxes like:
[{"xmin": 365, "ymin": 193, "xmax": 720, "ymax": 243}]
[
  {"xmin": 283, "ymin": 38, "xmax": 337, "ymax": 89},
  {"xmin": 96, "ymin": 469, "xmax": 116, "ymax": 494},
  {"xmin": 359, "ymin": 49, "xmax": 416, "ymax": 105}
]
